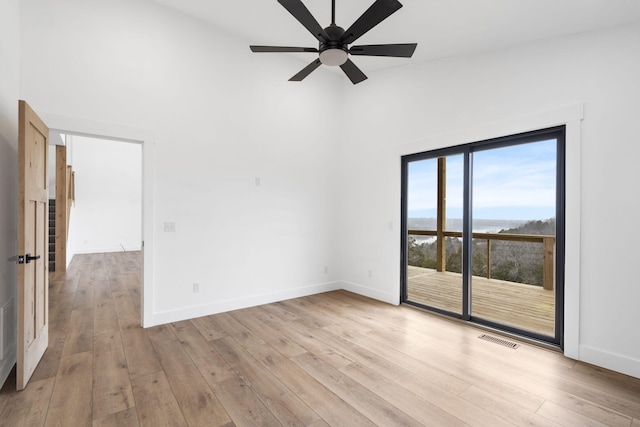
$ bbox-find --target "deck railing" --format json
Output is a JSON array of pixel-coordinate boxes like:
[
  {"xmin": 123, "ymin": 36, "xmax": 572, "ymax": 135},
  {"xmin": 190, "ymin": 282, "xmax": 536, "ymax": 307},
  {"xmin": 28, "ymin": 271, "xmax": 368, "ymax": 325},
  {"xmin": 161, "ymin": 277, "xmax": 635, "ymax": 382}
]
[{"xmin": 408, "ymin": 230, "xmax": 555, "ymax": 290}]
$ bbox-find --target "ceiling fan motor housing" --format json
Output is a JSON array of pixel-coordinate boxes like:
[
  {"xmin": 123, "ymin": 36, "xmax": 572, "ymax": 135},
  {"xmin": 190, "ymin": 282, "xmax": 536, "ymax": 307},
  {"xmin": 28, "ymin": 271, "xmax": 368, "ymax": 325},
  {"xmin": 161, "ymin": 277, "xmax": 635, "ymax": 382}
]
[{"xmin": 319, "ymin": 24, "xmax": 348, "ymax": 66}]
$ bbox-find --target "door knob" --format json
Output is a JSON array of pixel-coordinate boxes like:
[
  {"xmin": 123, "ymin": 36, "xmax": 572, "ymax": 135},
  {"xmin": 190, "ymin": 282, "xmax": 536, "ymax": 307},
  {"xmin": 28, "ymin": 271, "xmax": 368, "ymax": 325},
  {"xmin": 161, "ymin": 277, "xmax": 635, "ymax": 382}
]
[{"xmin": 25, "ymin": 254, "xmax": 40, "ymax": 264}]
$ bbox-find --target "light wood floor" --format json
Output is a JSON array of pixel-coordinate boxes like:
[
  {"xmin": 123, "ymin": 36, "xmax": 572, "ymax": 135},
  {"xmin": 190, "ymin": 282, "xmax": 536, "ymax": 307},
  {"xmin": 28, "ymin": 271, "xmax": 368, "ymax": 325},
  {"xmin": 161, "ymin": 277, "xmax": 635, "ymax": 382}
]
[
  {"xmin": 407, "ymin": 265, "xmax": 555, "ymax": 336},
  {"xmin": 1, "ymin": 253, "xmax": 640, "ymax": 426}
]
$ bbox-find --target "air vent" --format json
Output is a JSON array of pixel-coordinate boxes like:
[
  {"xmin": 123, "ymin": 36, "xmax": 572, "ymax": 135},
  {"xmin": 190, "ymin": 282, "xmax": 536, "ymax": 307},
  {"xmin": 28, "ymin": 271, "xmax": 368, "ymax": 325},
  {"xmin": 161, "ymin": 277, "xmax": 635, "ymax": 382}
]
[{"xmin": 478, "ymin": 333, "xmax": 519, "ymax": 349}]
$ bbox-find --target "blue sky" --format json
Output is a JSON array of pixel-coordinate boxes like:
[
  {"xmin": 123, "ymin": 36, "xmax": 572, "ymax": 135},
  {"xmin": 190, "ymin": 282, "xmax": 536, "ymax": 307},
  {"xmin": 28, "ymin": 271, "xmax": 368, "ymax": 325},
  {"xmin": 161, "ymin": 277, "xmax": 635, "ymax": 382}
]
[{"xmin": 407, "ymin": 139, "xmax": 557, "ymax": 221}]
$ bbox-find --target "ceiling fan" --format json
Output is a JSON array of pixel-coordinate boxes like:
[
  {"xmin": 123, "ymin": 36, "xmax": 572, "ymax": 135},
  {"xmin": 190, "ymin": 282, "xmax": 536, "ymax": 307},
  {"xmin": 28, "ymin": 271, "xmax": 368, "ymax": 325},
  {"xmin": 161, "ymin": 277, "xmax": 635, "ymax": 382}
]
[{"xmin": 250, "ymin": 0, "xmax": 417, "ymax": 84}]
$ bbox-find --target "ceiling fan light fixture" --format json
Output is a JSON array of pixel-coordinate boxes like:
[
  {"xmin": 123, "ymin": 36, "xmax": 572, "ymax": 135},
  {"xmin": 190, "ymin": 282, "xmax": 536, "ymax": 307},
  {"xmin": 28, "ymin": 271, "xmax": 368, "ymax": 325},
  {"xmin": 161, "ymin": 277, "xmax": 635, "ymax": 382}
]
[{"xmin": 319, "ymin": 48, "xmax": 348, "ymax": 66}]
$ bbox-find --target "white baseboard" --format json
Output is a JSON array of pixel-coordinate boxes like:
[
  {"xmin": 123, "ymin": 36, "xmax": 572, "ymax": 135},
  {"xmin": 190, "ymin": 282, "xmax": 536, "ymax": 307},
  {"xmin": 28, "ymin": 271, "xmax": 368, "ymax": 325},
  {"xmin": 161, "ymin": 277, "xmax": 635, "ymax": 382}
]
[
  {"xmin": 579, "ymin": 345, "xmax": 640, "ymax": 380},
  {"xmin": 71, "ymin": 244, "xmax": 142, "ymax": 255},
  {"xmin": 340, "ymin": 281, "xmax": 399, "ymax": 305},
  {"xmin": 148, "ymin": 281, "xmax": 343, "ymax": 327}
]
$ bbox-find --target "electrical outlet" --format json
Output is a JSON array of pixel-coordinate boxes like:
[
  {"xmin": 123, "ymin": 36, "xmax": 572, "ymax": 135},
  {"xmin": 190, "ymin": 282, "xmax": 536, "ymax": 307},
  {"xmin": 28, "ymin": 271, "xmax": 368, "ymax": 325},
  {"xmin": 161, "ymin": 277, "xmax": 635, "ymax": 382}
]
[
  {"xmin": 193, "ymin": 282, "xmax": 199, "ymax": 293},
  {"xmin": 324, "ymin": 265, "xmax": 328, "ymax": 274},
  {"xmin": 368, "ymin": 269, "xmax": 372, "ymax": 278},
  {"xmin": 164, "ymin": 222, "xmax": 176, "ymax": 232}
]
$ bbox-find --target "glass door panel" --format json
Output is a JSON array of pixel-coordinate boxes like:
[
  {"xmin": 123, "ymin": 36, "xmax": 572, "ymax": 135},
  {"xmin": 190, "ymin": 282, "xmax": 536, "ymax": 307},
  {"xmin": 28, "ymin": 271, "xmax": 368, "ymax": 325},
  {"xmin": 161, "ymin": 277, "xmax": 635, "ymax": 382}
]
[
  {"xmin": 406, "ymin": 154, "xmax": 464, "ymax": 315},
  {"xmin": 470, "ymin": 140, "xmax": 557, "ymax": 337}
]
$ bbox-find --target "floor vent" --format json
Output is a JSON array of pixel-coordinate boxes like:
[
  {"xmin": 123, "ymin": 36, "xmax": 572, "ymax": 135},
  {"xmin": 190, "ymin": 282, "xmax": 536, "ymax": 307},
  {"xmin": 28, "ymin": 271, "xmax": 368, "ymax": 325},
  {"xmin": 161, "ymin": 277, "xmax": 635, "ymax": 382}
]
[{"xmin": 478, "ymin": 334, "xmax": 519, "ymax": 349}]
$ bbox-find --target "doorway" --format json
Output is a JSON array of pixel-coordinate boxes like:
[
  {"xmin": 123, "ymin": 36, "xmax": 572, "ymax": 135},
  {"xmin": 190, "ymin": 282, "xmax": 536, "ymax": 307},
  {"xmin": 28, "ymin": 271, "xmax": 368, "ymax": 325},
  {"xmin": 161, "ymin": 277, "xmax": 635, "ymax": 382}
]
[
  {"xmin": 62, "ymin": 134, "xmax": 142, "ymax": 257},
  {"xmin": 42, "ymin": 114, "xmax": 153, "ymax": 328},
  {"xmin": 401, "ymin": 126, "xmax": 565, "ymax": 346}
]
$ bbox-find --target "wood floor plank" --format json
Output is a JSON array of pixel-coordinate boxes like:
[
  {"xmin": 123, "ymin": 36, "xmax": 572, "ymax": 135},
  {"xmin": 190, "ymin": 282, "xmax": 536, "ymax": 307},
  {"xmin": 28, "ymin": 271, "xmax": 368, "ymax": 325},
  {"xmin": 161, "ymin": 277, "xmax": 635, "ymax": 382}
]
[
  {"xmin": 571, "ymin": 361, "xmax": 640, "ymax": 396},
  {"xmin": 536, "ymin": 400, "xmax": 609, "ymax": 427},
  {"xmin": 113, "ymin": 290, "xmax": 138, "ymax": 320},
  {"xmin": 213, "ymin": 336, "xmax": 322, "ymax": 426},
  {"xmin": 255, "ymin": 315, "xmax": 353, "ymax": 370},
  {"xmin": 121, "ymin": 273, "xmax": 141, "ymax": 290},
  {"xmin": 0, "ymin": 376, "xmax": 55, "ymax": 426},
  {"xmin": 459, "ymin": 385, "xmax": 561, "ymax": 427},
  {"xmin": 73, "ymin": 286, "xmax": 95, "ymax": 311},
  {"xmin": 332, "ymin": 332, "xmax": 525, "ymax": 427},
  {"xmin": 259, "ymin": 300, "xmax": 301, "ymax": 323},
  {"xmin": 544, "ymin": 391, "xmax": 633, "ymax": 427},
  {"xmin": 323, "ymin": 320, "xmax": 550, "ymax": 412},
  {"xmin": 275, "ymin": 299, "xmax": 334, "ymax": 329},
  {"xmin": 130, "ymin": 371, "xmax": 187, "ymax": 427},
  {"xmin": 108, "ymin": 275, "xmax": 128, "ymax": 293},
  {"xmin": 147, "ymin": 325, "xmax": 232, "ymax": 427},
  {"xmin": 128, "ymin": 287, "xmax": 141, "ymax": 314},
  {"xmin": 119, "ymin": 317, "xmax": 162, "ymax": 379},
  {"xmin": 93, "ymin": 278, "xmax": 113, "ymax": 302},
  {"xmin": 334, "ymin": 294, "xmax": 640, "ymax": 424},
  {"xmin": 228, "ymin": 307, "xmax": 307, "ymax": 358},
  {"xmin": 94, "ymin": 298, "xmax": 120, "ymax": 336},
  {"xmin": 93, "ymin": 332, "xmax": 135, "ymax": 420},
  {"xmin": 297, "ymin": 294, "xmax": 378, "ymax": 336},
  {"xmin": 190, "ymin": 315, "xmax": 227, "ymax": 341},
  {"xmin": 169, "ymin": 320, "xmax": 235, "ymax": 386},
  {"xmin": 209, "ymin": 312, "xmax": 265, "ymax": 348},
  {"xmin": 246, "ymin": 344, "xmax": 378, "ymax": 427},
  {"xmin": 62, "ymin": 307, "xmax": 94, "ymax": 355},
  {"xmin": 545, "ymin": 369, "xmax": 640, "ymax": 420},
  {"xmin": 292, "ymin": 352, "xmax": 423, "ymax": 427},
  {"xmin": 93, "ymin": 408, "xmax": 140, "ymax": 427},
  {"xmin": 211, "ymin": 376, "xmax": 283, "ymax": 427},
  {"xmin": 339, "ymin": 361, "xmax": 468, "ymax": 426},
  {"xmin": 321, "ymin": 322, "xmax": 473, "ymax": 395},
  {"xmin": 45, "ymin": 351, "xmax": 93, "ymax": 426},
  {"xmin": 29, "ymin": 323, "xmax": 65, "ymax": 382}
]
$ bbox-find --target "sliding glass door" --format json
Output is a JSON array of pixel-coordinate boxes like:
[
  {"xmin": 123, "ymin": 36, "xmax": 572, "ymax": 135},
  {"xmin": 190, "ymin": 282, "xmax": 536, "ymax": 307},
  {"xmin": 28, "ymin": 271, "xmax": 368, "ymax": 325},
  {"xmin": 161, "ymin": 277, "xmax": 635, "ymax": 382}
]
[
  {"xmin": 401, "ymin": 127, "xmax": 565, "ymax": 345},
  {"xmin": 406, "ymin": 154, "xmax": 464, "ymax": 315}
]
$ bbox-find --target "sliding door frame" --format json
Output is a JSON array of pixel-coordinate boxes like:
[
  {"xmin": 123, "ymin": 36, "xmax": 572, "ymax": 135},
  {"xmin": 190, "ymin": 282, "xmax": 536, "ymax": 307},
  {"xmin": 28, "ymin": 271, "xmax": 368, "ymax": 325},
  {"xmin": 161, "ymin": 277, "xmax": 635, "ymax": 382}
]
[{"xmin": 401, "ymin": 126, "xmax": 565, "ymax": 347}]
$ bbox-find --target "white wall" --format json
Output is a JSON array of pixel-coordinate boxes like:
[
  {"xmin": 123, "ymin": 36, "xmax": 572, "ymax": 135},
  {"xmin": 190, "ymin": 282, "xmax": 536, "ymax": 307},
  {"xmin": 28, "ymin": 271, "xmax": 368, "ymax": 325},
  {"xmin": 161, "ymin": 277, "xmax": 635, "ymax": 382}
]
[
  {"xmin": 0, "ymin": 0, "xmax": 20, "ymax": 387},
  {"xmin": 66, "ymin": 135, "xmax": 142, "ymax": 254},
  {"xmin": 339, "ymin": 24, "xmax": 640, "ymax": 378},
  {"xmin": 20, "ymin": 0, "xmax": 345, "ymax": 325}
]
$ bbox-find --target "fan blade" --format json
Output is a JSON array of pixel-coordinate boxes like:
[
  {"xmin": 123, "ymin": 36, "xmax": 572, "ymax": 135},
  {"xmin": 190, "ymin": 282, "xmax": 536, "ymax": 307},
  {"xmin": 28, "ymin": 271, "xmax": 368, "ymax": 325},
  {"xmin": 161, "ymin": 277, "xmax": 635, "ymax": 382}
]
[
  {"xmin": 251, "ymin": 46, "xmax": 318, "ymax": 53},
  {"xmin": 289, "ymin": 59, "xmax": 322, "ymax": 81},
  {"xmin": 278, "ymin": 0, "xmax": 329, "ymax": 43},
  {"xmin": 349, "ymin": 43, "xmax": 416, "ymax": 58},
  {"xmin": 341, "ymin": 0, "xmax": 403, "ymax": 45},
  {"xmin": 340, "ymin": 59, "xmax": 368, "ymax": 84}
]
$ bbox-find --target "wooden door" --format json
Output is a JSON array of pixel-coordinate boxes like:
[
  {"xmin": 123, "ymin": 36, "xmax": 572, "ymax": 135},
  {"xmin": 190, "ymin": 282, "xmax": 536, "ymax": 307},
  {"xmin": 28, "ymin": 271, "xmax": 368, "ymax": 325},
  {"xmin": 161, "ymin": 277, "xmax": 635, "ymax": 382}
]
[{"xmin": 17, "ymin": 100, "xmax": 49, "ymax": 390}]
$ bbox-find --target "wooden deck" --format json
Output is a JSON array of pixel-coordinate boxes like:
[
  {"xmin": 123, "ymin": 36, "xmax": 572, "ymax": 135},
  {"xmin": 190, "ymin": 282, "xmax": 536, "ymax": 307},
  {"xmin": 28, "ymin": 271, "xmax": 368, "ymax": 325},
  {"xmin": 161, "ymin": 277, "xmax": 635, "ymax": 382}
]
[{"xmin": 407, "ymin": 266, "xmax": 555, "ymax": 336}]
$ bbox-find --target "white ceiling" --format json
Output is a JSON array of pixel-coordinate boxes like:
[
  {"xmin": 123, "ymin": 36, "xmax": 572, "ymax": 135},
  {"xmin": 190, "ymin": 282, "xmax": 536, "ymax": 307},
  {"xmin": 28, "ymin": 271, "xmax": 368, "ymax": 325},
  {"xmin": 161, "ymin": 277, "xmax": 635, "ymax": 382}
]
[{"xmin": 151, "ymin": 0, "xmax": 640, "ymax": 72}]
